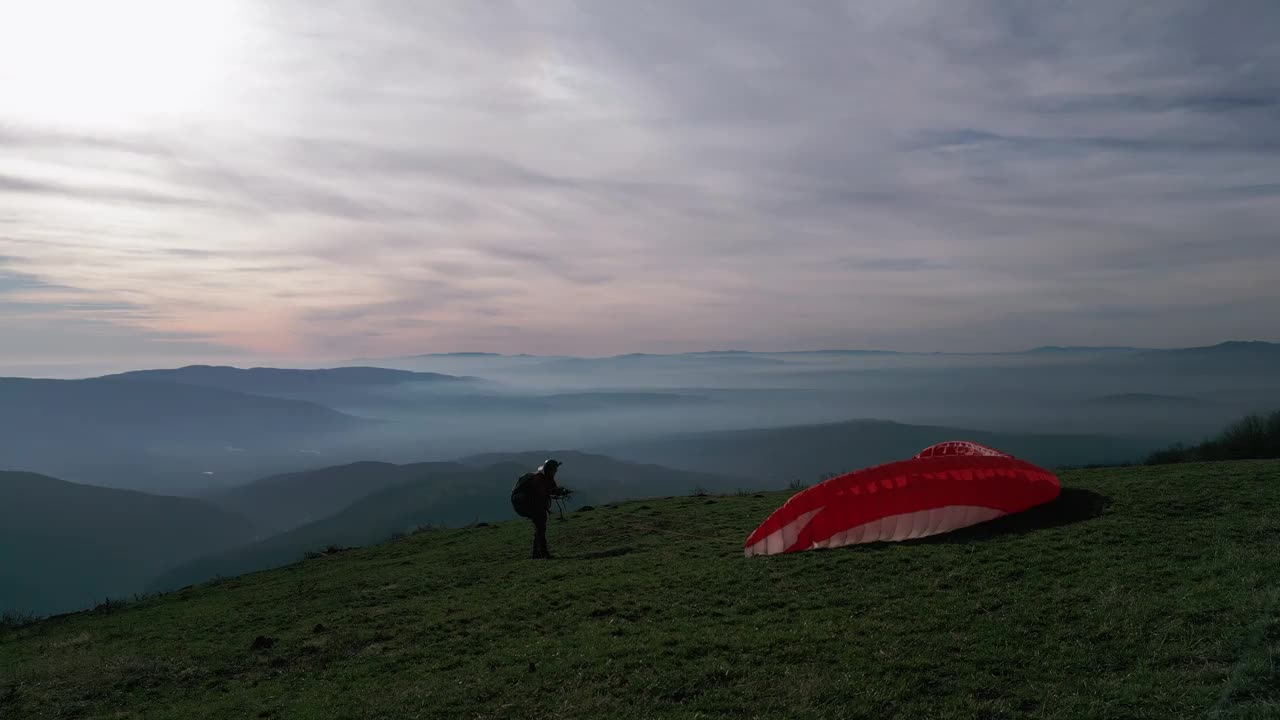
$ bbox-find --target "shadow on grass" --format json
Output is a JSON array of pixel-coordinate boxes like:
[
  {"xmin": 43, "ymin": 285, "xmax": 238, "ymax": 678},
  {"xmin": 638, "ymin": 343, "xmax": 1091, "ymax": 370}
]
[{"xmin": 863, "ymin": 487, "xmax": 1111, "ymax": 549}]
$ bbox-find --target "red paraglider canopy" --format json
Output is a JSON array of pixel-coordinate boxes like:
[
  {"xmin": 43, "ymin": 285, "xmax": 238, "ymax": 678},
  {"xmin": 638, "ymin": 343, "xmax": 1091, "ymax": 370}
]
[
  {"xmin": 744, "ymin": 442, "xmax": 1059, "ymax": 557},
  {"xmin": 913, "ymin": 440, "xmax": 1008, "ymax": 459}
]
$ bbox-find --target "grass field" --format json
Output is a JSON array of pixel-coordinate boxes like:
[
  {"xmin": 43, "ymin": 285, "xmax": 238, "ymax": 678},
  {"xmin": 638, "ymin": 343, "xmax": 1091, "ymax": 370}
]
[{"xmin": 2, "ymin": 460, "xmax": 1278, "ymax": 719}]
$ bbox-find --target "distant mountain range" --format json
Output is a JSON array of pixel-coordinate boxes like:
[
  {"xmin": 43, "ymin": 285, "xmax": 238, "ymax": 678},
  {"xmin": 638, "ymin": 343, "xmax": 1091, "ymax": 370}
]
[
  {"xmin": 1124, "ymin": 341, "xmax": 1280, "ymax": 369},
  {"xmin": 0, "ymin": 376, "xmax": 362, "ymax": 453},
  {"xmin": 360, "ymin": 341, "xmax": 1276, "ymax": 362},
  {"xmin": 0, "ymin": 375, "xmax": 369, "ymax": 493},
  {"xmin": 104, "ymin": 365, "xmax": 480, "ymax": 405},
  {"xmin": 2, "ymin": 340, "xmax": 1274, "ymax": 491}
]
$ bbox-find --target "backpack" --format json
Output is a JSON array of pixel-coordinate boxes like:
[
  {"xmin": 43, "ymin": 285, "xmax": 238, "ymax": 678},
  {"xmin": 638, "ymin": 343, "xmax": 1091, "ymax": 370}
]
[{"xmin": 512, "ymin": 472, "xmax": 538, "ymax": 496}]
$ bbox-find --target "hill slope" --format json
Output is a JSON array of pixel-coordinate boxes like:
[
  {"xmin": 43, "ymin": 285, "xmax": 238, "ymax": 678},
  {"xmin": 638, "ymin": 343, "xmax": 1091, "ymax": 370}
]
[
  {"xmin": 0, "ymin": 472, "xmax": 257, "ymax": 617},
  {"xmin": 207, "ymin": 461, "xmax": 472, "ymax": 534},
  {"xmin": 3, "ymin": 460, "xmax": 1276, "ymax": 719},
  {"xmin": 155, "ymin": 453, "xmax": 750, "ymax": 592}
]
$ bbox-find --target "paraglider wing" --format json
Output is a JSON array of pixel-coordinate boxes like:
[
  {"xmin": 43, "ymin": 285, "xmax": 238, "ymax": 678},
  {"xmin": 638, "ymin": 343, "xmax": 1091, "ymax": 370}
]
[
  {"xmin": 744, "ymin": 447, "xmax": 1059, "ymax": 557},
  {"xmin": 914, "ymin": 440, "xmax": 1009, "ymax": 459}
]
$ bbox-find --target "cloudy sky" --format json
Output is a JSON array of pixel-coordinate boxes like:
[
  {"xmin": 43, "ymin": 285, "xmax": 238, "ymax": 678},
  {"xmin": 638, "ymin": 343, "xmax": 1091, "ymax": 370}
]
[{"xmin": 1, "ymin": 0, "xmax": 1277, "ymax": 371}]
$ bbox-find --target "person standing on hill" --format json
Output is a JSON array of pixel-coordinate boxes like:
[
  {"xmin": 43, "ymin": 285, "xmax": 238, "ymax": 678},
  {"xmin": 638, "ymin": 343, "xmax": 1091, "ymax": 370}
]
[{"xmin": 510, "ymin": 459, "xmax": 569, "ymax": 559}]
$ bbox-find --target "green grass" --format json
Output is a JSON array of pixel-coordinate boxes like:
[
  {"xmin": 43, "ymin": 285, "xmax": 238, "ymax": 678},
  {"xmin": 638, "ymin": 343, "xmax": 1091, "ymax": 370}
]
[{"xmin": 2, "ymin": 460, "xmax": 1278, "ymax": 719}]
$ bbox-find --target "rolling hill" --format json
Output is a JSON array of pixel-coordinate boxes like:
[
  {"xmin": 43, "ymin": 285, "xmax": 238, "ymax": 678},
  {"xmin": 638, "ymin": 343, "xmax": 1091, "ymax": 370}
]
[
  {"xmin": 206, "ymin": 461, "xmax": 473, "ymax": 534},
  {"xmin": 597, "ymin": 418, "xmax": 1157, "ymax": 483},
  {"xmin": 101, "ymin": 365, "xmax": 714, "ymax": 420},
  {"xmin": 0, "ymin": 471, "xmax": 257, "ymax": 617},
  {"xmin": 2, "ymin": 460, "xmax": 1275, "ymax": 718}
]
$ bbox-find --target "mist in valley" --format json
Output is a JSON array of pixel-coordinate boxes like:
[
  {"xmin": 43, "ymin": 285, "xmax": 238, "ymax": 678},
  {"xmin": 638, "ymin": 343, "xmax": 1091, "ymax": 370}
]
[
  {"xmin": 9, "ymin": 345, "xmax": 1276, "ymax": 495},
  {"xmin": 299, "ymin": 345, "xmax": 1280, "ymax": 468}
]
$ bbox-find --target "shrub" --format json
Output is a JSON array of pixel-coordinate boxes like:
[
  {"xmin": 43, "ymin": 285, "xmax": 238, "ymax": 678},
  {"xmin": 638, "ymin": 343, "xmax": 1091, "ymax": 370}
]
[
  {"xmin": 1146, "ymin": 410, "xmax": 1280, "ymax": 465},
  {"xmin": 92, "ymin": 597, "xmax": 125, "ymax": 614},
  {"xmin": 0, "ymin": 609, "xmax": 36, "ymax": 629}
]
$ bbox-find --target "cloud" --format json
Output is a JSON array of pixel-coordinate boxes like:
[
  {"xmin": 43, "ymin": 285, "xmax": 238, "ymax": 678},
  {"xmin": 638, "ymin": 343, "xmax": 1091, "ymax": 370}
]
[
  {"xmin": 0, "ymin": 267, "xmax": 58, "ymax": 293},
  {"xmin": 1, "ymin": 0, "xmax": 1278, "ymax": 363},
  {"xmin": 0, "ymin": 257, "xmax": 245, "ymax": 368},
  {"xmin": 848, "ymin": 258, "xmax": 951, "ymax": 272},
  {"xmin": 0, "ymin": 171, "xmax": 206, "ymax": 208}
]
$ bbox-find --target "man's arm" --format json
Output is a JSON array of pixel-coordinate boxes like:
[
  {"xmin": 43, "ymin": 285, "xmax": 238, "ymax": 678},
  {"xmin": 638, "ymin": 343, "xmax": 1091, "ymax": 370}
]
[{"xmin": 545, "ymin": 474, "xmax": 571, "ymax": 498}]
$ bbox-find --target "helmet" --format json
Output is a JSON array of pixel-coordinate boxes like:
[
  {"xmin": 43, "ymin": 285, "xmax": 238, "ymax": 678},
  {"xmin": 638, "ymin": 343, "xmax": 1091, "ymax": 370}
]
[{"xmin": 539, "ymin": 458, "xmax": 561, "ymax": 475}]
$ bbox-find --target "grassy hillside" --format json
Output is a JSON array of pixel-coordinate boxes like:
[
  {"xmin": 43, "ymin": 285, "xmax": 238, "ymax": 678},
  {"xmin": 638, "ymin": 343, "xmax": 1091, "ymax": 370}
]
[
  {"xmin": 3, "ymin": 460, "xmax": 1276, "ymax": 719},
  {"xmin": 0, "ymin": 472, "xmax": 257, "ymax": 618},
  {"xmin": 155, "ymin": 453, "xmax": 751, "ymax": 593},
  {"xmin": 599, "ymin": 419, "xmax": 1155, "ymax": 483}
]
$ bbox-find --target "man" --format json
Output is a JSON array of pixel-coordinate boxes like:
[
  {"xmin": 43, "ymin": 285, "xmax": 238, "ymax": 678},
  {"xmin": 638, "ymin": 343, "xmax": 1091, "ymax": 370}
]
[{"xmin": 510, "ymin": 459, "xmax": 569, "ymax": 559}]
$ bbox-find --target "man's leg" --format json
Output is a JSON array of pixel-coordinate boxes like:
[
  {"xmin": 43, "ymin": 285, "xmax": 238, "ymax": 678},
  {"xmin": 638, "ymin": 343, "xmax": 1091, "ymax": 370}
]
[
  {"xmin": 532, "ymin": 510, "xmax": 550, "ymax": 558},
  {"xmin": 513, "ymin": 492, "xmax": 541, "ymax": 558}
]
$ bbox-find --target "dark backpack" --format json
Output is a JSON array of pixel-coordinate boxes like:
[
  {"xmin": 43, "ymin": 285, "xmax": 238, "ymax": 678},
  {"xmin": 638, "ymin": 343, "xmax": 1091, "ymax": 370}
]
[{"xmin": 512, "ymin": 472, "xmax": 538, "ymax": 496}]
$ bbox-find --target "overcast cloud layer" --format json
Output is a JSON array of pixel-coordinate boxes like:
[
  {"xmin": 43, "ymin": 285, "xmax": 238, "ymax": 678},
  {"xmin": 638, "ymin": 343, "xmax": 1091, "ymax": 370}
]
[{"xmin": 2, "ymin": 0, "xmax": 1278, "ymax": 369}]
